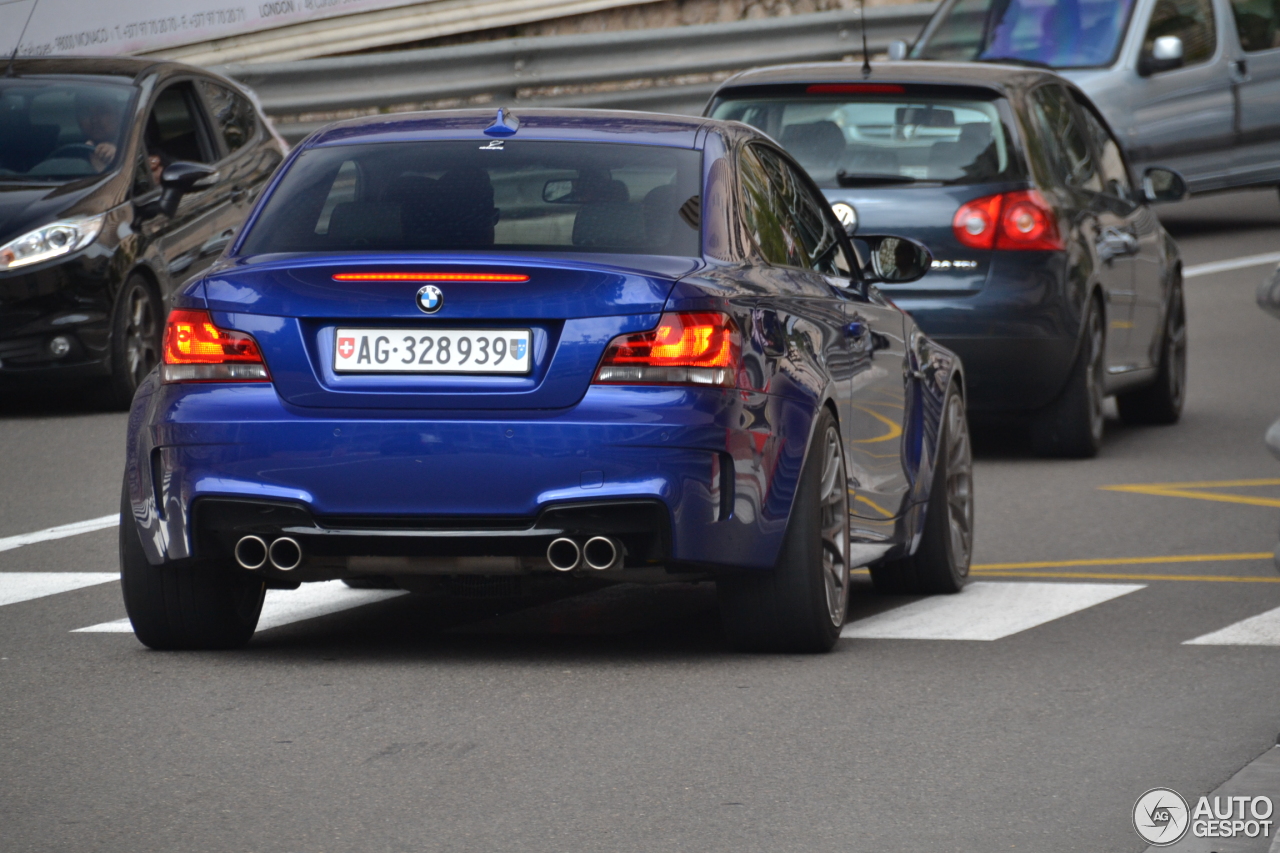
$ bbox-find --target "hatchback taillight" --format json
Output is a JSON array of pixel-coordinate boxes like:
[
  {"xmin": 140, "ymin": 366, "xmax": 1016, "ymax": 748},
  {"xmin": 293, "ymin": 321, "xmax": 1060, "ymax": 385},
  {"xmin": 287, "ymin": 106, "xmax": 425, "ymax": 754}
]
[
  {"xmin": 161, "ymin": 309, "xmax": 270, "ymax": 383},
  {"xmin": 594, "ymin": 311, "xmax": 741, "ymax": 388},
  {"xmin": 952, "ymin": 190, "xmax": 1063, "ymax": 251}
]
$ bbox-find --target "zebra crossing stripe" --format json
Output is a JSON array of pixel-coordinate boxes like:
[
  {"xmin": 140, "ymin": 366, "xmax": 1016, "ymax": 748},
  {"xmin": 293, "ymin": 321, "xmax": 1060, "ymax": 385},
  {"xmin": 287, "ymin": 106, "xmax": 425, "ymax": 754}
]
[
  {"xmin": 1184, "ymin": 604, "xmax": 1280, "ymax": 646},
  {"xmin": 841, "ymin": 581, "xmax": 1146, "ymax": 641},
  {"xmin": 0, "ymin": 572, "xmax": 118, "ymax": 608},
  {"xmin": 73, "ymin": 580, "xmax": 406, "ymax": 634}
]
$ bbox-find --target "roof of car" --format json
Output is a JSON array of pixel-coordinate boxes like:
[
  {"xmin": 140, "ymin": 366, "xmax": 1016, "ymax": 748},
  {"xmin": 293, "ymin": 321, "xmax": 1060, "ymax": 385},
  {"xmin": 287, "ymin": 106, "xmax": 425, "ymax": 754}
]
[
  {"xmin": 6, "ymin": 55, "xmax": 183, "ymax": 82},
  {"xmin": 305, "ymin": 108, "xmax": 714, "ymax": 149},
  {"xmin": 714, "ymin": 60, "xmax": 1063, "ymax": 97}
]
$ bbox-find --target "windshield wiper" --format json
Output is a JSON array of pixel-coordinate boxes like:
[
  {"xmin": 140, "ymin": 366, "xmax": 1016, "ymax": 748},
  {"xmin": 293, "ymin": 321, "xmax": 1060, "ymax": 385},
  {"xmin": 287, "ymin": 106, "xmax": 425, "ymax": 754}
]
[{"xmin": 836, "ymin": 171, "xmax": 922, "ymax": 187}]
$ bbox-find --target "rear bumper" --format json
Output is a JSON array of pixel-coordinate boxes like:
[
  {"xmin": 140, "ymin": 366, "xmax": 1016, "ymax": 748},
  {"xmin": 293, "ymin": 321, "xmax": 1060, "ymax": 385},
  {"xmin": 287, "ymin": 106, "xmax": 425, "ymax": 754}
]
[
  {"xmin": 125, "ymin": 379, "xmax": 818, "ymax": 573},
  {"xmin": 889, "ymin": 250, "xmax": 1081, "ymax": 413}
]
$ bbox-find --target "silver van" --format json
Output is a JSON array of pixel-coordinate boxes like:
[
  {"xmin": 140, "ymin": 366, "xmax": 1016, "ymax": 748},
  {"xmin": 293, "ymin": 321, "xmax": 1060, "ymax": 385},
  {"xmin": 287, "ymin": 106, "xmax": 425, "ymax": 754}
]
[{"xmin": 903, "ymin": 0, "xmax": 1280, "ymax": 195}]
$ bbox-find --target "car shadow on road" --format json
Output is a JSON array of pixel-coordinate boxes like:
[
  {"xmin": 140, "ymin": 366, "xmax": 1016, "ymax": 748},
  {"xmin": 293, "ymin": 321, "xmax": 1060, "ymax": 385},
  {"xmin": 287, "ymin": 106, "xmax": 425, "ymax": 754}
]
[{"xmin": 0, "ymin": 379, "xmax": 121, "ymax": 418}]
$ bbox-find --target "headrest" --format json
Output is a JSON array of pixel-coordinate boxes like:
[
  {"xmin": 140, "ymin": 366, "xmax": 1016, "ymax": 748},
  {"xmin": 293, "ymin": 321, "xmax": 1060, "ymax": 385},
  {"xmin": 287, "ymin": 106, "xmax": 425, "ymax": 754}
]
[
  {"xmin": 572, "ymin": 203, "xmax": 648, "ymax": 250},
  {"xmin": 327, "ymin": 202, "xmax": 402, "ymax": 246},
  {"xmin": 781, "ymin": 121, "xmax": 847, "ymax": 165}
]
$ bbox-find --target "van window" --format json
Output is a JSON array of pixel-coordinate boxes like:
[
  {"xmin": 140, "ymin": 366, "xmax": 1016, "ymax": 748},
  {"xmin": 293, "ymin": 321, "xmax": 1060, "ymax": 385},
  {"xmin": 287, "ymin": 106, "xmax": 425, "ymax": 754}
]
[
  {"xmin": 1230, "ymin": 0, "xmax": 1280, "ymax": 51},
  {"xmin": 1143, "ymin": 0, "xmax": 1218, "ymax": 66}
]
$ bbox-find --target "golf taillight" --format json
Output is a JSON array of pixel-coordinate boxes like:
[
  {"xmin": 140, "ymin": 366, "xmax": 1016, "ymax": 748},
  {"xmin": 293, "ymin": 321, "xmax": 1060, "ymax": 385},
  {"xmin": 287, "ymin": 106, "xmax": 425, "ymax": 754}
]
[
  {"xmin": 952, "ymin": 190, "xmax": 1063, "ymax": 251},
  {"xmin": 161, "ymin": 309, "xmax": 269, "ymax": 383},
  {"xmin": 594, "ymin": 311, "xmax": 741, "ymax": 388}
]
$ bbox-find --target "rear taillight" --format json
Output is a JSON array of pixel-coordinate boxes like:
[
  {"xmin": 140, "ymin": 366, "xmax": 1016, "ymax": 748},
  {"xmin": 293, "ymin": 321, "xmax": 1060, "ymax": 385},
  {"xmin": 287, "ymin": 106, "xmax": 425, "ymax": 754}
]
[
  {"xmin": 161, "ymin": 309, "xmax": 270, "ymax": 383},
  {"xmin": 594, "ymin": 311, "xmax": 741, "ymax": 388},
  {"xmin": 952, "ymin": 190, "xmax": 1063, "ymax": 251}
]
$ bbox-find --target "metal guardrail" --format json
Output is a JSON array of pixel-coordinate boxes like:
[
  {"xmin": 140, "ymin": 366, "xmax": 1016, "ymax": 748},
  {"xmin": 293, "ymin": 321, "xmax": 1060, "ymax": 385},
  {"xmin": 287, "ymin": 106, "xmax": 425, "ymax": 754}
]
[{"xmin": 217, "ymin": 3, "xmax": 936, "ymax": 142}]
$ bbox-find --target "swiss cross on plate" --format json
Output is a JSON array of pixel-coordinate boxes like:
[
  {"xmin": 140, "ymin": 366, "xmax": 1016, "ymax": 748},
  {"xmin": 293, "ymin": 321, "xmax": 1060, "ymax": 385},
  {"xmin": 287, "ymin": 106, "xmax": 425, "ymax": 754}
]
[{"xmin": 338, "ymin": 337, "xmax": 355, "ymax": 359}]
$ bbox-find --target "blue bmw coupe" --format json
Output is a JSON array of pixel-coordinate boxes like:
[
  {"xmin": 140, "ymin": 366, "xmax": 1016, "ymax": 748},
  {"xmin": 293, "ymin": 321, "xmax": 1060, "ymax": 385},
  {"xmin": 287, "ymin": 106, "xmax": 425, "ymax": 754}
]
[{"xmin": 120, "ymin": 109, "xmax": 972, "ymax": 653}]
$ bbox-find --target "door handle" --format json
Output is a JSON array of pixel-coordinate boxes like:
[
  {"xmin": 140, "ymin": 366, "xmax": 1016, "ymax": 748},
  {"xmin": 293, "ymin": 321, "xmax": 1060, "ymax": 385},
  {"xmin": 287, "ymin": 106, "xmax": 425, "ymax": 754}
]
[
  {"xmin": 1231, "ymin": 59, "xmax": 1249, "ymax": 83},
  {"xmin": 230, "ymin": 185, "xmax": 248, "ymax": 203}
]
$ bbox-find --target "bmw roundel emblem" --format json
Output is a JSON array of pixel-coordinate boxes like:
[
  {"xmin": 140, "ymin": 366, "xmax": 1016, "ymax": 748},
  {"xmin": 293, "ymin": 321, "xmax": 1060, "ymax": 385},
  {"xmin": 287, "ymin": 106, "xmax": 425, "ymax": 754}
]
[{"xmin": 416, "ymin": 285, "xmax": 444, "ymax": 314}]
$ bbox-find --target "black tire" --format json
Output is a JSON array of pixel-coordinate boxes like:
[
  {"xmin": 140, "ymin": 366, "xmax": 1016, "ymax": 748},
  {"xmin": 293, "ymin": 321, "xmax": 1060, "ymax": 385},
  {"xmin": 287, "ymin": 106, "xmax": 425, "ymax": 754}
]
[
  {"xmin": 119, "ymin": 485, "xmax": 265, "ymax": 650},
  {"xmin": 717, "ymin": 408, "xmax": 850, "ymax": 653},
  {"xmin": 869, "ymin": 385, "xmax": 974, "ymax": 595},
  {"xmin": 106, "ymin": 274, "xmax": 163, "ymax": 410},
  {"xmin": 1116, "ymin": 279, "xmax": 1186, "ymax": 425},
  {"xmin": 1030, "ymin": 297, "xmax": 1105, "ymax": 458}
]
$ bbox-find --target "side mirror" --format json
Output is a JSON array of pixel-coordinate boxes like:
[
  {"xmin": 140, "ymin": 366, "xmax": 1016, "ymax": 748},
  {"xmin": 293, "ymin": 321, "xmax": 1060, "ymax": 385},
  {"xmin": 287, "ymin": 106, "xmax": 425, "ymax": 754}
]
[
  {"xmin": 1141, "ymin": 167, "xmax": 1188, "ymax": 203},
  {"xmin": 857, "ymin": 234, "xmax": 933, "ymax": 284},
  {"xmin": 1138, "ymin": 35, "xmax": 1184, "ymax": 76},
  {"xmin": 141, "ymin": 162, "xmax": 219, "ymax": 219},
  {"xmin": 542, "ymin": 179, "xmax": 576, "ymax": 203},
  {"xmin": 887, "ymin": 40, "xmax": 909, "ymax": 61}
]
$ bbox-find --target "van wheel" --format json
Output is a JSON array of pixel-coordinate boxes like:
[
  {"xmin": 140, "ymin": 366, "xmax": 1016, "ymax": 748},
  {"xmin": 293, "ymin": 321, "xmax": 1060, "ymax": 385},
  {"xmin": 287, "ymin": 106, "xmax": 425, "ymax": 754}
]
[
  {"xmin": 717, "ymin": 409, "xmax": 849, "ymax": 653},
  {"xmin": 119, "ymin": 484, "xmax": 264, "ymax": 650},
  {"xmin": 1031, "ymin": 298, "xmax": 1105, "ymax": 458},
  {"xmin": 1117, "ymin": 280, "xmax": 1186, "ymax": 425},
  {"xmin": 107, "ymin": 274, "xmax": 163, "ymax": 410},
  {"xmin": 870, "ymin": 384, "xmax": 973, "ymax": 594}
]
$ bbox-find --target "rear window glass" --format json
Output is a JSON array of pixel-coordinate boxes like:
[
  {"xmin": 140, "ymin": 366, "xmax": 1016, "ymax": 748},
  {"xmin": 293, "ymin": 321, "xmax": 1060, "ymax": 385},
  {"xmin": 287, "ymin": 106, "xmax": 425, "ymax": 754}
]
[
  {"xmin": 0, "ymin": 78, "xmax": 135, "ymax": 180},
  {"xmin": 239, "ymin": 140, "xmax": 703, "ymax": 257},
  {"xmin": 710, "ymin": 91, "xmax": 1020, "ymax": 189}
]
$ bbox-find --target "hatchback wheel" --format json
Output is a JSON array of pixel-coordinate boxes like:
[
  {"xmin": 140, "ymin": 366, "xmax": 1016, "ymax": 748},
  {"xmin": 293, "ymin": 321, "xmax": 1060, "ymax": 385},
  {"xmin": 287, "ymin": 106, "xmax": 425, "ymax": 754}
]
[
  {"xmin": 119, "ymin": 484, "xmax": 265, "ymax": 650},
  {"xmin": 717, "ymin": 408, "xmax": 849, "ymax": 653},
  {"xmin": 1031, "ymin": 298, "xmax": 1105, "ymax": 458},
  {"xmin": 1116, "ymin": 280, "xmax": 1186, "ymax": 425},
  {"xmin": 870, "ymin": 384, "xmax": 973, "ymax": 594},
  {"xmin": 107, "ymin": 274, "xmax": 162, "ymax": 409}
]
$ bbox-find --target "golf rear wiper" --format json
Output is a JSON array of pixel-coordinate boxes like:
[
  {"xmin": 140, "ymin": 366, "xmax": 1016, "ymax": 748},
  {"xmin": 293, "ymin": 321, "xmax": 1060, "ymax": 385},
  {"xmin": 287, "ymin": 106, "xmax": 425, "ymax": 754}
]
[{"xmin": 836, "ymin": 171, "xmax": 921, "ymax": 187}]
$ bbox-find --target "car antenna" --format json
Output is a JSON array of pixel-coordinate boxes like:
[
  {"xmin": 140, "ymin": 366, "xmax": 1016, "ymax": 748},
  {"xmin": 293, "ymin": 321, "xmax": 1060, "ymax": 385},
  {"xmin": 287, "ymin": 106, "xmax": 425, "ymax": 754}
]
[
  {"xmin": 5, "ymin": 0, "xmax": 41, "ymax": 78},
  {"xmin": 859, "ymin": 0, "xmax": 872, "ymax": 77}
]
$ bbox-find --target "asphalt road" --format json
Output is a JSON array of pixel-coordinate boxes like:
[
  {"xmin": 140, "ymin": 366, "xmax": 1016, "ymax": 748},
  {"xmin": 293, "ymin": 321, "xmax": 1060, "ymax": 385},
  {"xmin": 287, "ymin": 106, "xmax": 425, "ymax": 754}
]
[{"xmin": 3, "ymin": 189, "xmax": 1280, "ymax": 852}]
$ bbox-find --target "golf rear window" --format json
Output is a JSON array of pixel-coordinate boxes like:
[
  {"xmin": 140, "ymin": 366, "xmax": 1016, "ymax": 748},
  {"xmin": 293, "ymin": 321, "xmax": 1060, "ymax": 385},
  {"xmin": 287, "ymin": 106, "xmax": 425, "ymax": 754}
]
[
  {"xmin": 239, "ymin": 140, "xmax": 703, "ymax": 257},
  {"xmin": 710, "ymin": 86, "xmax": 1023, "ymax": 189}
]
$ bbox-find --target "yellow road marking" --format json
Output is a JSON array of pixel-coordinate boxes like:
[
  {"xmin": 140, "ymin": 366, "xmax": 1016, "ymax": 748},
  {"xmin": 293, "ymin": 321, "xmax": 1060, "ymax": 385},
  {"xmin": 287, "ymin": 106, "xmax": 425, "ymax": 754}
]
[
  {"xmin": 973, "ymin": 552, "xmax": 1273, "ymax": 570},
  {"xmin": 970, "ymin": 570, "xmax": 1280, "ymax": 584},
  {"xmin": 1100, "ymin": 479, "xmax": 1280, "ymax": 509}
]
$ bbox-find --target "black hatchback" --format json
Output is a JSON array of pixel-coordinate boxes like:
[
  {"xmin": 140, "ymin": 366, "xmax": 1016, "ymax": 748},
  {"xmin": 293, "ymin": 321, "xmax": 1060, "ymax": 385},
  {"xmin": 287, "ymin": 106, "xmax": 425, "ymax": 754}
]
[
  {"xmin": 0, "ymin": 57, "xmax": 285, "ymax": 406},
  {"xmin": 707, "ymin": 61, "xmax": 1188, "ymax": 457}
]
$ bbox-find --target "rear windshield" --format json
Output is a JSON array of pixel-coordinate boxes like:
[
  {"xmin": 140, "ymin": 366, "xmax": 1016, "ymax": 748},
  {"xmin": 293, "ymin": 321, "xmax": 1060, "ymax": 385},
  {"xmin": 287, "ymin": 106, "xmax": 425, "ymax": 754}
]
[
  {"xmin": 238, "ymin": 140, "xmax": 703, "ymax": 257},
  {"xmin": 710, "ymin": 91, "xmax": 1020, "ymax": 188},
  {"xmin": 0, "ymin": 78, "xmax": 136, "ymax": 181},
  {"xmin": 913, "ymin": 0, "xmax": 1139, "ymax": 68}
]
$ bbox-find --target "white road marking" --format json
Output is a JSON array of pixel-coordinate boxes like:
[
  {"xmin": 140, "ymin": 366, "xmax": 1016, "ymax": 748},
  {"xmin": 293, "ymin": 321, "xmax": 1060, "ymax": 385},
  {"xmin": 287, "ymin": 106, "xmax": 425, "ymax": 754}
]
[
  {"xmin": 74, "ymin": 580, "xmax": 406, "ymax": 634},
  {"xmin": 0, "ymin": 572, "xmax": 118, "ymax": 608},
  {"xmin": 0, "ymin": 515, "xmax": 119, "ymax": 553},
  {"xmin": 1184, "ymin": 604, "xmax": 1280, "ymax": 646},
  {"xmin": 841, "ymin": 581, "xmax": 1145, "ymax": 641},
  {"xmin": 1183, "ymin": 251, "xmax": 1280, "ymax": 279}
]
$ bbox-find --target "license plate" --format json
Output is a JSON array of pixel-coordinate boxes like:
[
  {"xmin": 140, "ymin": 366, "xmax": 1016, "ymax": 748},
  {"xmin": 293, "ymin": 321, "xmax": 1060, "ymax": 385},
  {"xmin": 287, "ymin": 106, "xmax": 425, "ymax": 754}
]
[{"xmin": 333, "ymin": 328, "xmax": 532, "ymax": 374}]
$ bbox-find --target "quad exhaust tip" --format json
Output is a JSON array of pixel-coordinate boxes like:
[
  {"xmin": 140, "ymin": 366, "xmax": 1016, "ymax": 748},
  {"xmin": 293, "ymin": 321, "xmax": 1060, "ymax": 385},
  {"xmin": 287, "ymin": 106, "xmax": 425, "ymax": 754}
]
[
  {"xmin": 234, "ymin": 535, "xmax": 268, "ymax": 570},
  {"xmin": 582, "ymin": 536, "xmax": 620, "ymax": 571},
  {"xmin": 268, "ymin": 536, "xmax": 303, "ymax": 571},
  {"xmin": 547, "ymin": 537, "xmax": 581, "ymax": 572}
]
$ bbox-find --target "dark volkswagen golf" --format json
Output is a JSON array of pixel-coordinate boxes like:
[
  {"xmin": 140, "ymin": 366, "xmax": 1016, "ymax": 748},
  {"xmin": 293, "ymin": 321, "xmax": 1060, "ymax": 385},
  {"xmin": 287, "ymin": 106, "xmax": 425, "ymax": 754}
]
[
  {"xmin": 0, "ymin": 57, "xmax": 285, "ymax": 406},
  {"xmin": 707, "ymin": 61, "xmax": 1188, "ymax": 457}
]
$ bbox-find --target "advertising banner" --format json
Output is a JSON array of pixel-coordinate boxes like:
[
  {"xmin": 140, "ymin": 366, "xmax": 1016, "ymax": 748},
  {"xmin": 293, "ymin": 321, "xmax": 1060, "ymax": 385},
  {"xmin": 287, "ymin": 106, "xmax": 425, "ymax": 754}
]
[{"xmin": 0, "ymin": 0, "xmax": 427, "ymax": 58}]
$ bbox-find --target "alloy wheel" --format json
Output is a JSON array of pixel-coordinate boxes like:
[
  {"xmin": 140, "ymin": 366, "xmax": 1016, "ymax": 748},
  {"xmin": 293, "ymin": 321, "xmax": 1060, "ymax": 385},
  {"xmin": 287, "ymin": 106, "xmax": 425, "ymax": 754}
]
[
  {"xmin": 122, "ymin": 283, "xmax": 160, "ymax": 388},
  {"xmin": 817, "ymin": 425, "xmax": 850, "ymax": 627},
  {"xmin": 944, "ymin": 392, "xmax": 974, "ymax": 576},
  {"xmin": 1085, "ymin": 307, "xmax": 1105, "ymax": 443}
]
